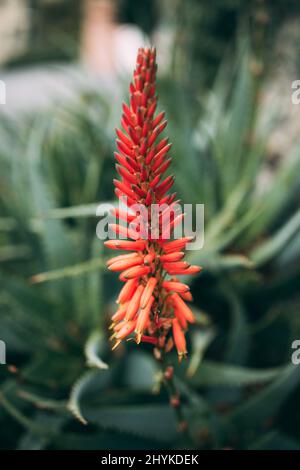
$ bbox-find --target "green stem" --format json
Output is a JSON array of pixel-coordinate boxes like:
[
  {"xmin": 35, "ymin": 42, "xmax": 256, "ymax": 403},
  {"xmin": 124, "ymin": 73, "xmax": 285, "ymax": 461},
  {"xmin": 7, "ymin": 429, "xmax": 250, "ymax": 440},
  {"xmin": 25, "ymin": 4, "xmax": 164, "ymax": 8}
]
[{"xmin": 158, "ymin": 357, "xmax": 189, "ymax": 437}]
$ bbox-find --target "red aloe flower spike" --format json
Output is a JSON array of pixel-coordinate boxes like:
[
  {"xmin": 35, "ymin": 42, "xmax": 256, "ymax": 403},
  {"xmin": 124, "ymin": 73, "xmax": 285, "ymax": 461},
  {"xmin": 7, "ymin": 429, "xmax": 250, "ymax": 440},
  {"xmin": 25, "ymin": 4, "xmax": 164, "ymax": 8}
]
[{"xmin": 105, "ymin": 47, "xmax": 201, "ymax": 358}]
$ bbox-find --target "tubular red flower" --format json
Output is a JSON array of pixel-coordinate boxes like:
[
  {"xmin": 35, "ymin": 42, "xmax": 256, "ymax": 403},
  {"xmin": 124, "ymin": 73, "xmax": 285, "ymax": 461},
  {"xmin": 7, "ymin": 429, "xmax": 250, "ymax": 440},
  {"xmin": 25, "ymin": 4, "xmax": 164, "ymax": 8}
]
[
  {"xmin": 180, "ymin": 291, "xmax": 194, "ymax": 302},
  {"xmin": 171, "ymin": 293, "xmax": 196, "ymax": 324},
  {"xmin": 162, "ymin": 281, "xmax": 190, "ymax": 294},
  {"xmin": 104, "ymin": 47, "xmax": 202, "ymax": 359},
  {"xmin": 104, "ymin": 240, "xmax": 147, "ymax": 251},
  {"xmin": 120, "ymin": 265, "xmax": 151, "ymax": 281},
  {"xmin": 116, "ymin": 278, "xmax": 138, "ymax": 304},
  {"xmin": 125, "ymin": 284, "xmax": 145, "ymax": 320},
  {"xmin": 111, "ymin": 302, "xmax": 128, "ymax": 323},
  {"xmin": 135, "ymin": 296, "xmax": 155, "ymax": 344},
  {"xmin": 108, "ymin": 257, "xmax": 143, "ymax": 272},
  {"xmin": 159, "ymin": 252, "xmax": 185, "ymax": 262},
  {"xmin": 173, "ymin": 307, "xmax": 188, "ymax": 330},
  {"xmin": 107, "ymin": 252, "xmax": 141, "ymax": 267},
  {"xmin": 115, "ymin": 320, "xmax": 136, "ymax": 340},
  {"xmin": 140, "ymin": 277, "xmax": 157, "ymax": 309},
  {"xmin": 161, "ymin": 237, "xmax": 194, "ymax": 253},
  {"xmin": 163, "ymin": 261, "xmax": 191, "ymax": 271},
  {"xmin": 172, "ymin": 318, "xmax": 187, "ymax": 361}
]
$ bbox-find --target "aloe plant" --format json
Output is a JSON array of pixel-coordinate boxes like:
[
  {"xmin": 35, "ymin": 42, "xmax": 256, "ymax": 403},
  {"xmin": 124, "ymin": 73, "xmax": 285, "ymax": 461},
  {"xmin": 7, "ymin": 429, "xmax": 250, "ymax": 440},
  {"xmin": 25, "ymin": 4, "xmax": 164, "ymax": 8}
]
[{"xmin": 0, "ymin": 41, "xmax": 300, "ymax": 450}]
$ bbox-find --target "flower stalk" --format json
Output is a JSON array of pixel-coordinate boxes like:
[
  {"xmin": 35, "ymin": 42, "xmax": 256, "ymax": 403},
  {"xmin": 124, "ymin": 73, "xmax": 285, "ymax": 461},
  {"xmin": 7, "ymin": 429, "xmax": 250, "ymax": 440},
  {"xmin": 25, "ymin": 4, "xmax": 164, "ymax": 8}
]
[{"xmin": 105, "ymin": 47, "xmax": 201, "ymax": 361}]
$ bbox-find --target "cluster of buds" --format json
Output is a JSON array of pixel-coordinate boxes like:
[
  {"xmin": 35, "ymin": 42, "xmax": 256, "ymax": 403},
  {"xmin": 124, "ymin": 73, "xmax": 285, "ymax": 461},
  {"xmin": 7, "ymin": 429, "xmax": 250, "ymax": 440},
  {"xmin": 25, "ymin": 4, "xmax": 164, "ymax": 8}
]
[{"xmin": 105, "ymin": 47, "xmax": 201, "ymax": 361}]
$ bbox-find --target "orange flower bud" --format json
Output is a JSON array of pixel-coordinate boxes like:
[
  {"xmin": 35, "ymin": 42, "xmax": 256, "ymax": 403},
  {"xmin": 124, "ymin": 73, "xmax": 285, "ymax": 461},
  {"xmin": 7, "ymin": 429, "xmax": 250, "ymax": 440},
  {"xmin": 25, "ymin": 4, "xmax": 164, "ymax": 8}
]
[
  {"xmin": 171, "ymin": 293, "xmax": 195, "ymax": 324},
  {"xmin": 125, "ymin": 284, "xmax": 145, "ymax": 320},
  {"xmin": 120, "ymin": 265, "xmax": 151, "ymax": 280},
  {"xmin": 116, "ymin": 278, "xmax": 138, "ymax": 304},
  {"xmin": 162, "ymin": 237, "xmax": 194, "ymax": 253},
  {"xmin": 162, "ymin": 281, "xmax": 190, "ymax": 293},
  {"xmin": 112, "ymin": 302, "xmax": 129, "ymax": 322},
  {"xmin": 110, "ymin": 207, "xmax": 136, "ymax": 222},
  {"xmin": 140, "ymin": 277, "xmax": 157, "ymax": 309},
  {"xmin": 116, "ymin": 320, "xmax": 136, "ymax": 340},
  {"xmin": 164, "ymin": 366, "xmax": 174, "ymax": 380},
  {"xmin": 107, "ymin": 252, "xmax": 140, "ymax": 267},
  {"xmin": 172, "ymin": 318, "xmax": 187, "ymax": 361},
  {"xmin": 180, "ymin": 291, "xmax": 193, "ymax": 302},
  {"xmin": 135, "ymin": 296, "xmax": 154, "ymax": 343},
  {"xmin": 108, "ymin": 256, "xmax": 143, "ymax": 272},
  {"xmin": 104, "ymin": 240, "xmax": 147, "ymax": 251},
  {"xmin": 183, "ymin": 265, "xmax": 202, "ymax": 275},
  {"xmin": 173, "ymin": 306, "xmax": 188, "ymax": 329},
  {"xmin": 159, "ymin": 252, "xmax": 185, "ymax": 262},
  {"xmin": 144, "ymin": 252, "xmax": 155, "ymax": 264}
]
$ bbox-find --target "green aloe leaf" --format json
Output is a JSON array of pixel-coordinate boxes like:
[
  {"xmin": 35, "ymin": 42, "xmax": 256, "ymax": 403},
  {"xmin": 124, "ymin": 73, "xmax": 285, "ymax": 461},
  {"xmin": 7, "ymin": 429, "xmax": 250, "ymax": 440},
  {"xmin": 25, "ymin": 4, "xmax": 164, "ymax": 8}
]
[
  {"xmin": 87, "ymin": 238, "xmax": 104, "ymax": 329},
  {"xmin": 25, "ymin": 122, "xmax": 73, "ymax": 270},
  {"xmin": 31, "ymin": 257, "xmax": 105, "ymax": 284},
  {"xmin": 223, "ymin": 287, "xmax": 249, "ymax": 365},
  {"xmin": 188, "ymin": 360, "xmax": 280, "ymax": 388},
  {"xmin": 0, "ymin": 217, "xmax": 18, "ymax": 231},
  {"xmin": 41, "ymin": 203, "xmax": 100, "ymax": 220},
  {"xmin": 17, "ymin": 389, "xmax": 67, "ymax": 411},
  {"xmin": 248, "ymin": 430, "xmax": 300, "ymax": 450},
  {"xmin": 18, "ymin": 414, "xmax": 66, "ymax": 450},
  {"xmin": 123, "ymin": 352, "xmax": 159, "ymax": 390},
  {"xmin": 251, "ymin": 208, "xmax": 300, "ymax": 267},
  {"xmin": 187, "ymin": 328, "xmax": 217, "ymax": 377},
  {"xmin": 68, "ymin": 371, "xmax": 99, "ymax": 425},
  {"xmin": 53, "ymin": 430, "xmax": 162, "ymax": 450},
  {"xmin": 228, "ymin": 363, "xmax": 300, "ymax": 429},
  {"xmin": 68, "ymin": 369, "xmax": 113, "ymax": 425},
  {"xmin": 0, "ymin": 245, "xmax": 31, "ymax": 262},
  {"xmin": 85, "ymin": 331, "xmax": 108, "ymax": 370},
  {"xmin": 83, "ymin": 405, "xmax": 178, "ymax": 443},
  {"xmin": 0, "ymin": 392, "xmax": 55, "ymax": 437}
]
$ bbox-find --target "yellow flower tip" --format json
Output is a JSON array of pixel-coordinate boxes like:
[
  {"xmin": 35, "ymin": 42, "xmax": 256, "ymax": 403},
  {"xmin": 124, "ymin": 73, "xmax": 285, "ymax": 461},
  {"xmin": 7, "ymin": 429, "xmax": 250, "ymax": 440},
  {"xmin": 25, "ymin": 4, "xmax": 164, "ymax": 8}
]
[
  {"xmin": 108, "ymin": 323, "xmax": 115, "ymax": 330},
  {"xmin": 126, "ymin": 337, "xmax": 135, "ymax": 343},
  {"xmin": 111, "ymin": 340, "xmax": 121, "ymax": 351},
  {"xmin": 178, "ymin": 352, "xmax": 187, "ymax": 363},
  {"xmin": 109, "ymin": 332, "xmax": 116, "ymax": 341},
  {"xmin": 135, "ymin": 332, "xmax": 142, "ymax": 344}
]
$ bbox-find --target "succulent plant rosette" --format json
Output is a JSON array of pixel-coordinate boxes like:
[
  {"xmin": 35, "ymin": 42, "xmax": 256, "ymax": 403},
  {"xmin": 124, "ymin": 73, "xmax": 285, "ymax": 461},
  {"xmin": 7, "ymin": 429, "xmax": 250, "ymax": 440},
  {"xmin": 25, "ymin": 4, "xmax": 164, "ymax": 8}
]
[{"xmin": 104, "ymin": 47, "xmax": 201, "ymax": 361}]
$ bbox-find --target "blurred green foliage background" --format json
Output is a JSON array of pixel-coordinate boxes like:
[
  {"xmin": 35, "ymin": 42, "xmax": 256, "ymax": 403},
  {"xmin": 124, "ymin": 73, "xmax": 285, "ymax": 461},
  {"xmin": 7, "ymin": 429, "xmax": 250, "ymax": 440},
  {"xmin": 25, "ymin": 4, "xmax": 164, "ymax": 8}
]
[{"xmin": 1, "ymin": 0, "xmax": 300, "ymax": 450}]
